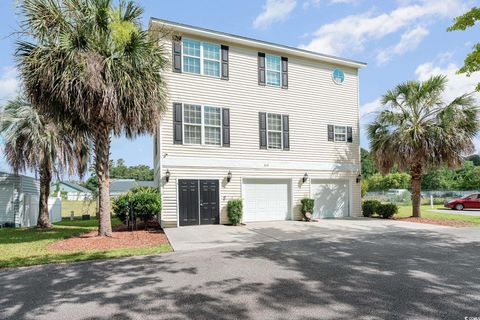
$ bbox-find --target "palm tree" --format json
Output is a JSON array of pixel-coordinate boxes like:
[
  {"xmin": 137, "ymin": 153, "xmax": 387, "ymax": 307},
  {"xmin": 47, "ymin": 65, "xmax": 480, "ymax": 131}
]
[
  {"xmin": 368, "ymin": 75, "xmax": 479, "ymax": 217},
  {"xmin": 0, "ymin": 97, "xmax": 89, "ymax": 228},
  {"xmin": 16, "ymin": 0, "xmax": 167, "ymax": 236}
]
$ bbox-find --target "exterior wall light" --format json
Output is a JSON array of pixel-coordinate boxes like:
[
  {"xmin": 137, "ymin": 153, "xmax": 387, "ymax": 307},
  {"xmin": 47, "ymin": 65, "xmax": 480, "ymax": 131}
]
[
  {"xmin": 165, "ymin": 170, "xmax": 171, "ymax": 183},
  {"xmin": 356, "ymin": 174, "xmax": 362, "ymax": 184},
  {"xmin": 227, "ymin": 171, "xmax": 232, "ymax": 183},
  {"xmin": 302, "ymin": 172, "xmax": 309, "ymax": 183}
]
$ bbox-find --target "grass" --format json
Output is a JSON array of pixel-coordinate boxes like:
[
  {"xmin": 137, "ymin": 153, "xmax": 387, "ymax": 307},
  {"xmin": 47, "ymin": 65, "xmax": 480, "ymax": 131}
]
[
  {"xmin": 0, "ymin": 218, "xmax": 172, "ymax": 268},
  {"xmin": 397, "ymin": 205, "xmax": 480, "ymax": 226},
  {"xmin": 61, "ymin": 199, "xmax": 99, "ymax": 217}
]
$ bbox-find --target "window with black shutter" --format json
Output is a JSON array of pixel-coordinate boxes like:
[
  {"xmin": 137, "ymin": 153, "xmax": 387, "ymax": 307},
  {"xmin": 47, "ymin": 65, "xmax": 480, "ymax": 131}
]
[
  {"xmin": 173, "ymin": 103, "xmax": 183, "ymax": 144},
  {"xmin": 258, "ymin": 52, "xmax": 266, "ymax": 86},
  {"xmin": 259, "ymin": 112, "xmax": 267, "ymax": 148},
  {"xmin": 221, "ymin": 45, "xmax": 229, "ymax": 80},
  {"xmin": 222, "ymin": 108, "xmax": 230, "ymax": 147},
  {"xmin": 281, "ymin": 57, "xmax": 288, "ymax": 89}
]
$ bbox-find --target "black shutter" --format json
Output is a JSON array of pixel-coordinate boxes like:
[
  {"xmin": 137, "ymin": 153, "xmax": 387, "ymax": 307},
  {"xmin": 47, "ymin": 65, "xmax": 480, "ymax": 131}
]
[
  {"xmin": 258, "ymin": 52, "xmax": 266, "ymax": 86},
  {"xmin": 221, "ymin": 45, "xmax": 229, "ymax": 80},
  {"xmin": 281, "ymin": 57, "xmax": 288, "ymax": 89},
  {"xmin": 347, "ymin": 126, "xmax": 353, "ymax": 143},
  {"xmin": 173, "ymin": 103, "xmax": 183, "ymax": 144},
  {"xmin": 259, "ymin": 112, "xmax": 267, "ymax": 149},
  {"xmin": 282, "ymin": 115, "xmax": 289, "ymax": 150},
  {"xmin": 222, "ymin": 108, "xmax": 230, "ymax": 147},
  {"xmin": 172, "ymin": 36, "xmax": 182, "ymax": 73},
  {"xmin": 328, "ymin": 125, "xmax": 334, "ymax": 141}
]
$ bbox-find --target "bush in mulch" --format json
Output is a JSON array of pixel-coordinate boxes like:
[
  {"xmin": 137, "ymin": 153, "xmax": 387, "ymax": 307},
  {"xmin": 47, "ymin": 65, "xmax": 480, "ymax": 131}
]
[{"xmin": 112, "ymin": 187, "xmax": 161, "ymax": 229}]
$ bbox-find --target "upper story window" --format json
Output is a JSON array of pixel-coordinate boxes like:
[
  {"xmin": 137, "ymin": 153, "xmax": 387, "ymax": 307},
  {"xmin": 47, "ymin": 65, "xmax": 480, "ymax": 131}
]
[
  {"xmin": 182, "ymin": 39, "xmax": 220, "ymax": 77},
  {"xmin": 266, "ymin": 55, "xmax": 281, "ymax": 86},
  {"xmin": 267, "ymin": 113, "xmax": 283, "ymax": 149},
  {"xmin": 334, "ymin": 126, "xmax": 347, "ymax": 142},
  {"xmin": 183, "ymin": 104, "xmax": 222, "ymax": 146}
]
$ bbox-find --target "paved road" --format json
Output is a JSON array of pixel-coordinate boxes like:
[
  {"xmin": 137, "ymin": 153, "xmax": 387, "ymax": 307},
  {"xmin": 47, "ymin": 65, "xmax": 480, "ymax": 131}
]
[{"xmin": 1, "ymin": 221, "xmax": 480, "ymax": 320}]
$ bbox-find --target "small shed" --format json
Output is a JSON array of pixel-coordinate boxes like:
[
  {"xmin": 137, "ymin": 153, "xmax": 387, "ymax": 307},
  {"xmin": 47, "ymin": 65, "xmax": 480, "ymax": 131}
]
[
  {"xmin": 0, "ymin": 172, "xmax": 62, "ymax": 227},
  {"xmin": 56, "ymin": 181, "xmax": 92, "ymax": 201},
  {"xmin": 109, "ymin": 179, "xmax": 156, "ymax": 197}
]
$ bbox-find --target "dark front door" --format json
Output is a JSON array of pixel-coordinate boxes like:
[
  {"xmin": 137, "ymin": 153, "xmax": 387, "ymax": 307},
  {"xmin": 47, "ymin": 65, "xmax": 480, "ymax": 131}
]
[
  {"xmin": 200, "ymin": 180, "xmax": 220, "ymax": 225},
  {"xmin": 178, "ymin": 180, "xmax": 199, "ymax": 226}
]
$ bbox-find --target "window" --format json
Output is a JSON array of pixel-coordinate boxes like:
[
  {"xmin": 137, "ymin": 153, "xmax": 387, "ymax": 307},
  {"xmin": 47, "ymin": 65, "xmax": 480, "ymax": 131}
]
[
  {"xmin": 266, "ymin": 55, "xmax": 281, "ymax": 86},
  {"xmin": 182, "ymin": 39, "xmax": 220, "ymax": 77},
  {"xmin": 183, "ymin": 105, "xmax": 222, "ymax": 146},
  {"xmin": 334, "ymin": 126, "xmax": 347, "ymax": 142},
  {"xmin": 267, "ymin": 113, "xmax": 282, "ymax": 149}
]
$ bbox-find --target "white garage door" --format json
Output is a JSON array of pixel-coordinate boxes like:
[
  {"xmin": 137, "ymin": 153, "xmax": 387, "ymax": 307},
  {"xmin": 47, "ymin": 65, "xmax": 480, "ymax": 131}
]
[
  {"xmin": 311, "ymin": 180, "xmax": 349, "ymax": 218},
  {"xmin": 243, "ymin": 179, "xmax": 291, "ymax": 222}
]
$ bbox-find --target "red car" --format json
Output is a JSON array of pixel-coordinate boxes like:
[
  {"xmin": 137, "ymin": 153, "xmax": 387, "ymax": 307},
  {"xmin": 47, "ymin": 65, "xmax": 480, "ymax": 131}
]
[{"xmin": 444, "ymin": 193, "xmax": 480, "ymax": 210}]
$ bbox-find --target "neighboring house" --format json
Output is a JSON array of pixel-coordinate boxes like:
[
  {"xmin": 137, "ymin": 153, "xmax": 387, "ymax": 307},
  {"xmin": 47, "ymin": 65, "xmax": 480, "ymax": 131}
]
[
  {"xmin": 109, "ymin": 179, "xmax": 156, "ymax": 197},
  {"xmin": 150, "ymin": 19, "xmax": 366, "ymax": 228},
  {"xmin": 56, "ymin": 181, "xmax": 92, "ymax": 201},
  {"xmin": 0, "ymin": 172, "xmax": 61, "ymax": 227}
]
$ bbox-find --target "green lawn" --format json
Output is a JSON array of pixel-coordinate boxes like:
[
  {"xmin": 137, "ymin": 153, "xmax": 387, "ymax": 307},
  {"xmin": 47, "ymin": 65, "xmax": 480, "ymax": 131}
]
[
  {"xmin": 61, "ymin": 199, "xmax": 99, "ymax": 217},
  {"xmin": 397, "ymin": 205, "xmax": 480, "ymax": 226},
  {"xmin": 0, "ymin": 218, "xmax": 172, "ymax": 268}
]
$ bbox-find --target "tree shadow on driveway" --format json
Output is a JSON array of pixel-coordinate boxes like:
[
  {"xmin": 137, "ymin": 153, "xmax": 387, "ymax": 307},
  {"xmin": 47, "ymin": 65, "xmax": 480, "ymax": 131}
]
[{"xmin": 1, "ymin": 225, "xmax": 479, "ymax": 319}]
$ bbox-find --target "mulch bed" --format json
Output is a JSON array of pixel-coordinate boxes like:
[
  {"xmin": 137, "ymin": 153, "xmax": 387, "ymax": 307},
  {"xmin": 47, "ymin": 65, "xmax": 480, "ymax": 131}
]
[
  {"xmin": 395, "ymin": 217, "xmax": 475, "ymax": 227},
  {"xmin": 48, "ymin": 222, "xmax": 170, "ymax": 252}
]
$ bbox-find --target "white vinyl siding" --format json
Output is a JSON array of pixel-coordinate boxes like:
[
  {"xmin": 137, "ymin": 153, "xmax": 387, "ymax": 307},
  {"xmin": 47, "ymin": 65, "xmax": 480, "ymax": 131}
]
[
  {"xmin": 182, "ymin": 39, "xmax": 220, "ymax": 77},
  {"xmin": 155, "ymin": 29, "xmax": 362, "ymax": 227}
]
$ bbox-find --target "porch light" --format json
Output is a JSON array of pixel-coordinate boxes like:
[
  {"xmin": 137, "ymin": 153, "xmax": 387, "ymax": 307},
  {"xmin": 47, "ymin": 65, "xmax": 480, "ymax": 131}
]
[
  {"xmin": 227, "ymin": 171, "xmax": 232, "ymax": 183},
  {"xmin": 302, "ymin": 172, "xmax": 309, "ymax": 183},
  {"xmin": 356, "ymin": 174, "xmax": 362, "ymax": 184},
  {"xmin": 165, "ymin": 170, "xmax": 171, "ymax": 183}
]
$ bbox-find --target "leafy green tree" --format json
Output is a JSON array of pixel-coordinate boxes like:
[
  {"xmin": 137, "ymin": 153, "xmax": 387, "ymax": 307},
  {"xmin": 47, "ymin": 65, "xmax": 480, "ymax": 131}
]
[
  {"xmin": 448, "ymin": 7, "xmax": 480, "ymax": 91},
  {"xmin": 17, "ymin": 0, "xmax": 167, "ymax": 236},
  {"xmin": 0, "ymin": 97, "xmax": 88, "ymax": 227},
  {"xmin": 361, "ymin": 148, "xmax": 377, "ymax": 179},
  {"xmin": 466, "ymin": 154, "xmax": 480, "ymax": 166},
  {"xmin": 368, "ymin": 75, "xmax": 479, "ymax": 217}
]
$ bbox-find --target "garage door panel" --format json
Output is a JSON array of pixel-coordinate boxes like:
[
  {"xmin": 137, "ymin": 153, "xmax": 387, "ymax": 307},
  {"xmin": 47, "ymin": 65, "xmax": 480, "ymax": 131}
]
[
  {"xmin": 312, "ymin": 180, "xmax": 348, "ymax": 218},
  {"xmin": 243, "ymin": 179, "xmax": 291, "ymax": 222}
]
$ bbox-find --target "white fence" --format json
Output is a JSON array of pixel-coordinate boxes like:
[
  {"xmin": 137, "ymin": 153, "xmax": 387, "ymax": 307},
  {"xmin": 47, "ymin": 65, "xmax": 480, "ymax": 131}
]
[{"xmin": 21, "ymin": 196, "xmax": 62, "ymax": 227}]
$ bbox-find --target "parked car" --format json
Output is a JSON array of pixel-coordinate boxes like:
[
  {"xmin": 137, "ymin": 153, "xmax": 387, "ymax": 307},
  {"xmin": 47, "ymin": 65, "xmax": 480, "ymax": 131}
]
[{"xmin": 444, "ymin": 193, "xmax": 480, "ymax": 210}]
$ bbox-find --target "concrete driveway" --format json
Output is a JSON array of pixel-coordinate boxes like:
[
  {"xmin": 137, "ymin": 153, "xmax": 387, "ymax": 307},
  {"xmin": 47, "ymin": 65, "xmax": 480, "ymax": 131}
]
[{"xmin": 1, "ymin": 219, "xmax": 480, "ymax": 320}]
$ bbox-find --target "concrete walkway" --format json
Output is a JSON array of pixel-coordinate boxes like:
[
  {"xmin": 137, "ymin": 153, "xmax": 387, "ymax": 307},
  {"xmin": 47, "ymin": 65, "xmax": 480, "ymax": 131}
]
[
  {"xmin": 428, "ymin": 208, "xmax": 480, "ymax": 216},
  {"xmin": 165, "ymin": 218, "xmax": 462, "ymax": 251}
]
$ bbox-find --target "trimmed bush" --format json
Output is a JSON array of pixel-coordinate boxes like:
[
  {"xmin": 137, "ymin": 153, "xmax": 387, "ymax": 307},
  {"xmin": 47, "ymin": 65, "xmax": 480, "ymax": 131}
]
[
  {"xmin": 378, "ymin": 203, "xmax": 398, "ymax": 219},
  {"xmin": 300, "ymin": 198, "xmax": 315, "ymax": 221},
  {"xmin": 227, "ymin": 199, "xmax": 243, "ymax": 225},
  {"xmin": 112, "ymin": 187, "xmax": 161, "ymax": 228},
  {"xmin": 112, "ymin": 193, "xmax": 130, "ymax": 224},
  {"xmin": 362, "ymin": 200, "xmax": 381, "ymax": 217}
]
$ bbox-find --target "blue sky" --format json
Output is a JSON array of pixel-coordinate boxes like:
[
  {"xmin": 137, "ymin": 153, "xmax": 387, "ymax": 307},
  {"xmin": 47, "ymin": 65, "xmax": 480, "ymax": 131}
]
[{"xmin": 0, "ymin": 0, "xmax": 479, "ymax": 176}]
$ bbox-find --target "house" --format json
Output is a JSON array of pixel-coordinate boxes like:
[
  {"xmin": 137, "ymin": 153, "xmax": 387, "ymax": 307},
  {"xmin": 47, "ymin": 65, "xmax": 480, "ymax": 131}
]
[
  {"xmin": 55, "ymin": 181, "xmax": 92, "ymax": 201},
  {"xmin": 109, "ymin": 179, "xmax": 156, "ymax": 197},
  {"xmin": 0, "ymin": 172, "xmax": 61, "ymax": 227},
  {"xmin": 150, "ymin": 19, "xmax": 366, "ymax": 228}
]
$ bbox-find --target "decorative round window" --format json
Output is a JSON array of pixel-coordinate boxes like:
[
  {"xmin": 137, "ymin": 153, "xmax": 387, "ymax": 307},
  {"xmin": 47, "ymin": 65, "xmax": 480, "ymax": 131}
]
[{"xmin": 332, "ymin": 68, "xmax": 345, "ymax": 85}]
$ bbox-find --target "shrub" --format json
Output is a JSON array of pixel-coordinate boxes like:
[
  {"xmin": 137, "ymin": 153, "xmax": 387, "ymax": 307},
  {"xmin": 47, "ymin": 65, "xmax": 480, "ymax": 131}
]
[
  {"xmin": 112, "ymin": 193, "xmax": 130, "ymax": 224},
  {"xmin": 362, "ymin": 200, "xmax": 381, "ymax": 217},
  {"xmin": 130, "ymin": 191, "xmax": 161, "ymax": 226},
  {"xmin": 300, "ymin": 198, "xmax": 315, "ymax": 221},
  {"xmin": 378, "ymin": 203, "xmax": 398, "ymax": 219},
  {"xmin": 112, "ymin": 188, "xmax": 162, "ymax": 228},
  {"xmin": 227, "ymin": 199, "xmax": 243, "ymax": 225}
]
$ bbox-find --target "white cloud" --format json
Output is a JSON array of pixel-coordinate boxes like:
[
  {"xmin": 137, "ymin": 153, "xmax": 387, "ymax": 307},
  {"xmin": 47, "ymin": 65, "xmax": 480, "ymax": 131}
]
[
  {"xmin": 253, "ymin": 0, "xmax": 297, "ymax": 29},
  {"xmin": 376, "ymin": 26, "xmax": 429, "ymax": 65},
  {"xmin": 299, "ymin": 0, "xmax": 467, "ymax": 55},
  {"xmin": 0, "ymin": 67, "xmax": 20, "ymax": 103},
  {"xmin": 360, "ymin": 98, "xmax": 382, "ymax": 119},
  {"xmin": 303, "ymin": 0, "xmax": 359, "ymax": 9}
]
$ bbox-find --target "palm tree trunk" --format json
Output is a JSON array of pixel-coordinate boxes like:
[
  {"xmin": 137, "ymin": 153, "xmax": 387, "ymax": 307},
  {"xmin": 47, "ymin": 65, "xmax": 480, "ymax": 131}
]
[
  {"xmin": 411, "ymin": 166, "xmax": 423, "ymax": 218},
  {"xmin": 94, "ymin": 127, "xmax": 113, "ymax": 237},
  {"xmin": 37, "ymin": 163, "xmax": 52, "ymax": 228}
]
